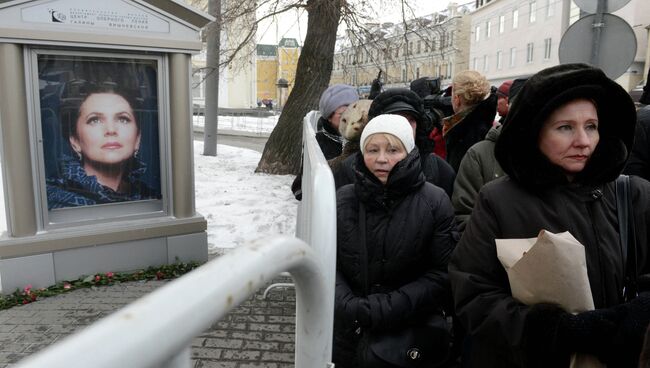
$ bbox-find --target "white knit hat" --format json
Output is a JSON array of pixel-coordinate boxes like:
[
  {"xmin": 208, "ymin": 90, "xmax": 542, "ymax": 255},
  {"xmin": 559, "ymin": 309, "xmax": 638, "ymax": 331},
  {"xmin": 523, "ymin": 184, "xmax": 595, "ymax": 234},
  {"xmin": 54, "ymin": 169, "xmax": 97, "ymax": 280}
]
[{"xmin": 360, "ymin": 114, "xmax": 415, "ymax": 153}]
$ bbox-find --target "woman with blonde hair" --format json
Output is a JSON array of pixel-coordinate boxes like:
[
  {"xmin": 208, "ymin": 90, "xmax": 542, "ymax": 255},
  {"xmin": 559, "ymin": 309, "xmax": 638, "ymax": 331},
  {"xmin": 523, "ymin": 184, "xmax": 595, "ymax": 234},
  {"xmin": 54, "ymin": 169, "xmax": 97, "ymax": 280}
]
[{"xmin": 443, "ymin": 70, "xmax": 497, "ymax": 172}]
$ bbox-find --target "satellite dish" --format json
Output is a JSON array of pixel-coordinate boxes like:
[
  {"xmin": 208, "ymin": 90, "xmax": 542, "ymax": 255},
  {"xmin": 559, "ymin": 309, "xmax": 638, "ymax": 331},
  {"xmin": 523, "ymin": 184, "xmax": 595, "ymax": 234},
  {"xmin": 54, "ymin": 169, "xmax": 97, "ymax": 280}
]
[
  {"xmin": 559, "ymin": 13, "xmax": 636, "ymax": 79},
  {"xmin": 573, "ymin": 0, "xmax": 631, "ymax": 14}
]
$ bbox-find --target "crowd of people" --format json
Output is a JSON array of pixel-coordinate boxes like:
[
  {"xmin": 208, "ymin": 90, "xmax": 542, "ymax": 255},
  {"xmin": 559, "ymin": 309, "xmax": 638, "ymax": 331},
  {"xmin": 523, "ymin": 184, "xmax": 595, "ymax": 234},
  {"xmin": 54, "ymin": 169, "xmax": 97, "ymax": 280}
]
[{"xmin": 306, "ymin": 63, "xmax": 650, "ymax": 368}]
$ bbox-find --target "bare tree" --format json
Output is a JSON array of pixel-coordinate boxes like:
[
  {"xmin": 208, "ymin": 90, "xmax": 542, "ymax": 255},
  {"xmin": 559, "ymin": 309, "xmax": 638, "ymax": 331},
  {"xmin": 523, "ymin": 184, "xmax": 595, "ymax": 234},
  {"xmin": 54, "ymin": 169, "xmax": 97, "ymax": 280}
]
[
  {"xmin": 203, "ymin": 0, "xmax": 221, "ymax": 156},
  {"xmin": 255, "ymin": 0, "xmax": 344, "ymax": 175},
  {"xmin": 185, "ymin": 0, "xmax": 428, "ymax": 172}
]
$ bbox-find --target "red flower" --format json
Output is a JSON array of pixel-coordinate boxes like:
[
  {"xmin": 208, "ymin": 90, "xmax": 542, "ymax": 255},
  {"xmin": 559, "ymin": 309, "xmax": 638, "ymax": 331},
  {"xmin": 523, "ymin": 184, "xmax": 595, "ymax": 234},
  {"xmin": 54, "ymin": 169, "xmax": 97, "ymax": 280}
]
[
  {"xmin": 155, "ymin": 271, "xmax": 164, "ymax": 280},
  {"xmin": 23, "ymin": 284, "xmax": 32, "ymax": 295},
  {"xmin": 63, "ymin": 283, "xmax": 72, "ymax": 290},
  {"xmin": 106, "ymin": 272, "xmax": 114, "ymax": 278},
  {"xmin": 94, "ymin": 275, "xmax": 101, "ymax": 282},
  {"xmin": 22, "ymin": 300, "xmax": 29, "ymax": 305}
]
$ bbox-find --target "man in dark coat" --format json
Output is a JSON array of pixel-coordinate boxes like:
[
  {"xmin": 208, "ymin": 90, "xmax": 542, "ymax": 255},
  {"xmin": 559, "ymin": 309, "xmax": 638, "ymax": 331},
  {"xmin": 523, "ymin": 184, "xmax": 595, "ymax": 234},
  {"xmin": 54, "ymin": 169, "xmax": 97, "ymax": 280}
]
[{"xmin": 332, "ymin": 88, "xmax": 456, "ymax": 198}]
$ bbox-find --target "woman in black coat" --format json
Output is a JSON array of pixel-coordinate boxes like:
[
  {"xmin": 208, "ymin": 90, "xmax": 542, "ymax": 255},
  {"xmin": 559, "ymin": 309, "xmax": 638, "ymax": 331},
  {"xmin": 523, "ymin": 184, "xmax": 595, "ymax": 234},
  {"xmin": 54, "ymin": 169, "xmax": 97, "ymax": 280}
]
[
  {"xmin": 449, "ymin": 63, "xmax": 650, "ymax": 368},
  {"xmin": 334, "ymin": 114, "xmax": 457, "ymax": 367}
]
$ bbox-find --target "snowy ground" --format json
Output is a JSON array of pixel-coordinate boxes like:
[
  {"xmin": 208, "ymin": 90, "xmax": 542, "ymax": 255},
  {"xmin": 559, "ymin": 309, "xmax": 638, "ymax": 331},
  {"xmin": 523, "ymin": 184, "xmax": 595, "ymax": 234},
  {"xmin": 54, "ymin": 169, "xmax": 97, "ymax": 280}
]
[
  {"xmin": 193, "ymin": 114, "xmax": 279, "ymax": 135},
  {"xmin": 193, "ymin": 141, "xmax": 297, "ymax": 255}
]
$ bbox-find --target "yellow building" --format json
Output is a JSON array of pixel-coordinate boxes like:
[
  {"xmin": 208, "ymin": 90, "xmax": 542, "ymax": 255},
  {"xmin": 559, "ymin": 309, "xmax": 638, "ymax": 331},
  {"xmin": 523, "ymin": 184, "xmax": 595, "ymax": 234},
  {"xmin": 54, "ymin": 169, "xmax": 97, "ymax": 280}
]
[{"xmin": 256, "ymin": 38, "xmax": 301, "ymax": 107}]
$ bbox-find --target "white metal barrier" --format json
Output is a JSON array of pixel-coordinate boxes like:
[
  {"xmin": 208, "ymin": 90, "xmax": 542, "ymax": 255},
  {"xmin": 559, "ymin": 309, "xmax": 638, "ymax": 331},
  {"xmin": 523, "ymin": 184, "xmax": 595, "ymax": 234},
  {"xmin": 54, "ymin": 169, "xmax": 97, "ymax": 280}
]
[{"xmin": 15, "ymin": 236, "xmax": 333, "ymax": 368}]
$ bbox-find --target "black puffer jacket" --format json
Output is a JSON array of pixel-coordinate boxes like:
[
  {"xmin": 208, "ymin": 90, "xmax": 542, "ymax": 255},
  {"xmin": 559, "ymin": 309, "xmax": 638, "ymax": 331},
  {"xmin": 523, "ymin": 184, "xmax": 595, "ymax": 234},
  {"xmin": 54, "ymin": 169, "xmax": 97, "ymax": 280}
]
[
  {"xmin": 444, "ymin": 91, "xmax": 497, "ymax": 172},
  {"xmin": 449, "ymin": 64, "xmax": 649, "ymax": 368},
  {"xmin": 334, "ymin": 149, "xmax": 457, "ymax": 367}
]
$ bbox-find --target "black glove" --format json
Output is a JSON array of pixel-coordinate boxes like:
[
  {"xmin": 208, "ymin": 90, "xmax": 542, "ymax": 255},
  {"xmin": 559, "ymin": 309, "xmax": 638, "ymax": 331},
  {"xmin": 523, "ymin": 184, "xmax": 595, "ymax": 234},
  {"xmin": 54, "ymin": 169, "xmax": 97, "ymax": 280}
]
[
  {"xmin": 335, "ymin": 292, "xmax": 371, "ymax": 328},
  {"xmin": 602, "ymin": 293, "xmax": 650, "ymax": 367},
  {"xmin": 522, "ymin": 303, "xmax": 618, "ymax": 367}
]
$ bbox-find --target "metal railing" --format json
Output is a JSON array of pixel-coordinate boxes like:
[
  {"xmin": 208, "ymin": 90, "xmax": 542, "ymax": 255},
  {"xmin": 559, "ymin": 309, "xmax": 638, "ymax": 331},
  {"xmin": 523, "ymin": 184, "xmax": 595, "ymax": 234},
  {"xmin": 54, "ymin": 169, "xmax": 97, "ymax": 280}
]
[{"xmin": 15, "ymin": 236, "xmax": 332, "ymax": 368}]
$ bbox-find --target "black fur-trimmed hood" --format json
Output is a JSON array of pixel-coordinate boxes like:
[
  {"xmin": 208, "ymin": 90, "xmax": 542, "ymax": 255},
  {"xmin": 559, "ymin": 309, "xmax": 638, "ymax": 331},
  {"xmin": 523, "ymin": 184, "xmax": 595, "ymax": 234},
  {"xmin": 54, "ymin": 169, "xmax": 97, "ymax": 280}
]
[{"xmin": 494, "ymin": 63, "xmax": 636, "ymax": 189}]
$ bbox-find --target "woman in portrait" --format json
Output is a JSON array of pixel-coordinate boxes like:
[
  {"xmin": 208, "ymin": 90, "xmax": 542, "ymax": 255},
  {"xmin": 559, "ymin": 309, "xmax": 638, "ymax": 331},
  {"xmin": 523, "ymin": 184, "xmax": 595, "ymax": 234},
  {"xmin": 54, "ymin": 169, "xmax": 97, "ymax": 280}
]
[
  {"xmin": 449, "ymin": 63, "xmax": 650, "ymax": 367},
  {"xmin": 46, "ymin": 81, "xmax": 161, "ymax": 209}
]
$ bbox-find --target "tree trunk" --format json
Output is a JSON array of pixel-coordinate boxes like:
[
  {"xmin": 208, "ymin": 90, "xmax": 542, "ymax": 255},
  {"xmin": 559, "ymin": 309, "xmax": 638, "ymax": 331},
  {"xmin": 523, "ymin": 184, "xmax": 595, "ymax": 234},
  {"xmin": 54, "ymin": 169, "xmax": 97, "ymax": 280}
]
[
  {"xmin": 203, "ymin": 0, "xmax": 222, "ymax": 156},
  {"xmin": 255, "ymin": 0, "xmax": 343, "ymax": 175}
]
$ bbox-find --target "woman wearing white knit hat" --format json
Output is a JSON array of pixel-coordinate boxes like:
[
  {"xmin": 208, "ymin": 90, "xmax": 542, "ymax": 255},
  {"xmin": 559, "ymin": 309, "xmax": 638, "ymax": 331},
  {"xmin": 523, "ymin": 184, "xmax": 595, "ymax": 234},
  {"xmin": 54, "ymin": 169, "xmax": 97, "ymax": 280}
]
[{"xmin": 334, "ymin": 114, "xmax": 458, "ymax": 368}]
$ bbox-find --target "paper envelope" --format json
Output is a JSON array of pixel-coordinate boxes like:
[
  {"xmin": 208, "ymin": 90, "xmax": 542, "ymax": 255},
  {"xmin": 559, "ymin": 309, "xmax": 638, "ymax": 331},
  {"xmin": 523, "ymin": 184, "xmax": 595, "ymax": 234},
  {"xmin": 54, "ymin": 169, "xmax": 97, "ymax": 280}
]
[{"xmin": 496, "ymin": 230, "xmax": 603, "ymax": 368}]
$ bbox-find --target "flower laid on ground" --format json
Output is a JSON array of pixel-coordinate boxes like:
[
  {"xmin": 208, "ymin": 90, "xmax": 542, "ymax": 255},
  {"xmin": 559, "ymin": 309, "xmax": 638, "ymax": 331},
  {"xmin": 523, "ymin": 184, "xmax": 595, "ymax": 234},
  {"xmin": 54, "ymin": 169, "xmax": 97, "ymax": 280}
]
[{"xmin": 0, "ymin": 261, "xmax": 200, "ymax": 310}]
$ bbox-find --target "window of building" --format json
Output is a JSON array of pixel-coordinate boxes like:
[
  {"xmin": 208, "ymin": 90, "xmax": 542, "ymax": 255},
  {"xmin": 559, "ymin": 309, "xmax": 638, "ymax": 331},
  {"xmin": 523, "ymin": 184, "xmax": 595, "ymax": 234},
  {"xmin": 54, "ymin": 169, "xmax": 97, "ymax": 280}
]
[
  {"xmin": 547, "ymin": 0, "xmax": 554, "ymax": 17},
  {"xmin": 513, "ymin": 9, "xmax": 519, "ymax": 29},
  {"xmin": 529, "ymin": 1, "xmax": 537, "ymax": 23},
  {"xmin": 402, "ymin": 69, "xmax": 407, "ymax": 82},
  {"xmin": 395, "ymin": 47, "xmax": 399, "ymax": 58},
  {"xmin": 486, "ymin": 21, "xmax": 492, "ymax": 38},
  {"xmin": 526, "ymin": 42, "xmax": 534, "ymax": 63},
  {"xmin": 416, "ymin": 67, "xmax": 420, "ymax": 79},
  {"xmin": 544, "ymin": 38, "xmax": 552, "ymax": 59},
  {"xmin": 473, "ymin": 57, "xmax": 478, "ymax": 70},
  {"xmin": 510, "ymin": 47, "xmax": 516, "ymax": 67},
  {"xmin": 475, "ymin": 25, "xmax": 480, "ymax": 42},
  {"xmin": 499, "ymin": 15, "xmax": 505, "ymax": 33},
  {"xmin": 483, "ymin": 54, "xmax": 489, "ymax": 71},
  {"xmin": 496, "ymin": 50, "xmax": 503, "ymax": 69}
]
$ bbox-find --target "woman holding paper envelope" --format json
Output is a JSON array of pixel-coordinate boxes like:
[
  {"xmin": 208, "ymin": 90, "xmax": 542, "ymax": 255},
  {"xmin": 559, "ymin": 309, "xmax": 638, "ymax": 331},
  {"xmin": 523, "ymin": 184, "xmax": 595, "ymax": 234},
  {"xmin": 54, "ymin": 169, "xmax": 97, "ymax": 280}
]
[
  {"xmin": 449, "ymin": 63, "xmax": 650, "ymax": 368},
  {"xmin": 334, "ymin": 115, "xmax": 457, "ymax": 367}
]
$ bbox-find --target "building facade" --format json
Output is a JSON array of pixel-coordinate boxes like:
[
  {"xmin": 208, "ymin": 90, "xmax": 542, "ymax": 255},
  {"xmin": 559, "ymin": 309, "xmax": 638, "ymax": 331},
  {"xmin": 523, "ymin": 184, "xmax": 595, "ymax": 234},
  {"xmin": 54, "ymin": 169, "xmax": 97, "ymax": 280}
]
[
  {"xmin": 331, "ymin": 3, "xmax": 472, "ymax": 93},
  {"xmin": 254, "ymin": 38, "xmax": 301, "ymax": 108},
  {"xmin": 470, "ymin": 0, "xmax": 650, "ymax": 90}
]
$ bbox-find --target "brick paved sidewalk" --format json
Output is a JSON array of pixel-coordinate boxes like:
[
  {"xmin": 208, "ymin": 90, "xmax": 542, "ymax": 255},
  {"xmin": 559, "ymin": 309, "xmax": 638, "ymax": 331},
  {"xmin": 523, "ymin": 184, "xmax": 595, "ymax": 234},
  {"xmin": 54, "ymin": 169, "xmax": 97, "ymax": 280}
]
[{"xmin": 0, "ymin": 276, "xmax": 296, "ymax": 368}]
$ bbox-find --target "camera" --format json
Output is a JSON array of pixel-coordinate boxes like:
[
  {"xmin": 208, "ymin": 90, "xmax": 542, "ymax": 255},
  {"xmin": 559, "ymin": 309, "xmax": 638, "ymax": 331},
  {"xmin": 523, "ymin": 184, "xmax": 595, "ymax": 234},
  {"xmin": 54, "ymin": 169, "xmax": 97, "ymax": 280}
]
[{"xmin": 410, "ymin": 77, "xmax": 454, "ymax": 129}]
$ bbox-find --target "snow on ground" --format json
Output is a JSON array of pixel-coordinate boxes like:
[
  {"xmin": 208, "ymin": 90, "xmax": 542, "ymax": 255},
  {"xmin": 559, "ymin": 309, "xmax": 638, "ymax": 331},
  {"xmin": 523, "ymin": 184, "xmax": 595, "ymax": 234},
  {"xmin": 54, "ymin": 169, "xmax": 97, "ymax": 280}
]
[
  {"xmin": 193, "ymin": 141, "xmax": 298, "ymax": 255},
  {"xmin": 193, "ymin": 114, "xmax": 279, "ymax": 135}
]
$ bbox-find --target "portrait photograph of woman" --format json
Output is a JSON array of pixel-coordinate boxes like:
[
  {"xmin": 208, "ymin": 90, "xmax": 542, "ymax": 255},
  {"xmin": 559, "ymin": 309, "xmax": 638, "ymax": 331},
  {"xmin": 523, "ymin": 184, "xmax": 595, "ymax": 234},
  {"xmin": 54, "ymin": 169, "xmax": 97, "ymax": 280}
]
[{"xmin": 37, "ymin": 54, "xmax": 162, "ymax": 210}]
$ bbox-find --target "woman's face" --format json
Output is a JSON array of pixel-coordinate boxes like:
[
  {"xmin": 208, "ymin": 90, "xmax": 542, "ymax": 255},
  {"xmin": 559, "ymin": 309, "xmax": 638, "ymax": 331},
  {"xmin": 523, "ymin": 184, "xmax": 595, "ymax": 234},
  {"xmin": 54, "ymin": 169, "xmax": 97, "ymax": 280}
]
[
  {"xmin": 328, "ymin": 105, "xmax": 348, "ymax": 130},
  {"xmin": 70, "ymin": 93, "xmax": 141, "ymax": 166},
  {"xmin": 363, "ymin": 134, "xmax": 407, "ymax": 185},
  {"xmin": 538, "ymin": 99, "xmax": 600, "ymax": 179}
]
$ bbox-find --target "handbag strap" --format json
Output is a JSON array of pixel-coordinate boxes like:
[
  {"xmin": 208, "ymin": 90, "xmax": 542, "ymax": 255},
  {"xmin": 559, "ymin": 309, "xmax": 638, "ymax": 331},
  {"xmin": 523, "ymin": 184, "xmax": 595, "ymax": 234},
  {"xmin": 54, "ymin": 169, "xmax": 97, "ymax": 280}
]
[
  {"xmin": 616, "ymin": 175, "xmax": 638, "ymax": 301},
  {"xmin": 358, "ymin": 201, "xmax": 370, "ymax": 296}
]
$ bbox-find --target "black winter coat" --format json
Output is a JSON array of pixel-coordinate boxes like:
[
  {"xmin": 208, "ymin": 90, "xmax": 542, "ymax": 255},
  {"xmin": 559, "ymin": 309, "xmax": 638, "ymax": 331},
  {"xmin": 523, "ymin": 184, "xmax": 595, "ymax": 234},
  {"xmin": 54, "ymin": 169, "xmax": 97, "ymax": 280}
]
[
  {"xmin": 444, "ymin": 92, "xmax": 497, "ymax": 172},
  {"xmin": 624, "ymin": 106, "xmax": 650, "ymax": 181},
  {"xmin": 315, "ymin": 116, "xmax": 344, "ymax": 159},
  {"xmin": 333, "ymin": 151, "xmax": 456, "ymax": 198},
  {"xmin": 449, "ymin": 64, "xmax": 645, "ymax": 368},
  {"xmin": 334, "ymin": 150, "xmax": 457, "ymax": 367}
]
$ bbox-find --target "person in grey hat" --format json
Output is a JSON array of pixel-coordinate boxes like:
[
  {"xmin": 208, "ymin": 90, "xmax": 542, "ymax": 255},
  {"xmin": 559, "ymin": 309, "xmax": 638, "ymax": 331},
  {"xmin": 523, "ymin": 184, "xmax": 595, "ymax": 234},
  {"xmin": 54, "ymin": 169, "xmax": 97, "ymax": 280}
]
[
  {"xmin": 291, "ymin": 84, "xmax": 359, "ymax": 200},
  {"xmin": 317, "ymin": 84, "xmax": 359, "ymax": 159}
]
